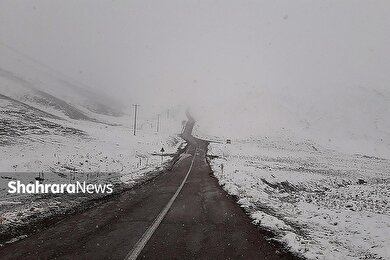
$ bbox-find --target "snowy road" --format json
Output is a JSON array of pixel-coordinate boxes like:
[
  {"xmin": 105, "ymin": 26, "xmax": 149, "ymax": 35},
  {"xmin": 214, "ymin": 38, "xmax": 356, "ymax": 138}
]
[{"xmin": 0, "ymin": 119, "xmax": 297, "ymax": 259}]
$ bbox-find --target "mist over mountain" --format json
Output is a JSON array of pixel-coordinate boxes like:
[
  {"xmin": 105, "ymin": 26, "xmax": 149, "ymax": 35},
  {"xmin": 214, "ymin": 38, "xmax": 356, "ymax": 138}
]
[
  {"xmin": 192, "ymin": 84, "xmax": 390, "ymax": 158},
  {"xmin": 1, "ymin": 0, "xmax": 389, "ymax": 158},
  {"xmin": 0, "ymin": 45, "xmax": 124, "ymax": 121},
  {"xmin": 1, "ymin": 2, "xmax": 390, "ymax": 259}
]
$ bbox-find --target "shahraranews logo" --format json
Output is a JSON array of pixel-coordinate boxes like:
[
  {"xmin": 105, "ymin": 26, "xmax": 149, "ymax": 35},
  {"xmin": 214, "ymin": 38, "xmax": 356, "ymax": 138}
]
[{"xmin": 8, "ymin": 180, "xmax": 113, "ymax": 194}]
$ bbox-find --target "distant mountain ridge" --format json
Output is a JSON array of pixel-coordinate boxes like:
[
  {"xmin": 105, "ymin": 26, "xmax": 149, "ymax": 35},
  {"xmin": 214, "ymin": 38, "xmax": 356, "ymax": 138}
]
[
  {"xmin": 0, "ymin": 44, "xmax": 124, "ymax": 123},
  {"xmin": 0, "ymin": 44, "xmax": 128, "ymax": 146}
]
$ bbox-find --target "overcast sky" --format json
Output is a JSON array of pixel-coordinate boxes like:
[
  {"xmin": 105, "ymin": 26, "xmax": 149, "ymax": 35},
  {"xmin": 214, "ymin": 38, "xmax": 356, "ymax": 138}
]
[{"xmin": 1, "ymin": 0, "xmax": 390, "ymax": 143}]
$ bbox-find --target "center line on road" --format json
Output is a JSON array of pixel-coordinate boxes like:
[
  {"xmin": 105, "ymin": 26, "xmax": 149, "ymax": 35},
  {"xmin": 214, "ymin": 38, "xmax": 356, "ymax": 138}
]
[{"xmin": 124, "ymin": 146, "xmax": 198, "ymax": 260}]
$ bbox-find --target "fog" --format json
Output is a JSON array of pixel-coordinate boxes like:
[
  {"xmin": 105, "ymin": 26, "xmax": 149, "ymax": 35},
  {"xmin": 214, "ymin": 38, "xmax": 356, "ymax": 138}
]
[{"xmin": 1, "ymin": 1, "xmax": 390, "ymax": 155}]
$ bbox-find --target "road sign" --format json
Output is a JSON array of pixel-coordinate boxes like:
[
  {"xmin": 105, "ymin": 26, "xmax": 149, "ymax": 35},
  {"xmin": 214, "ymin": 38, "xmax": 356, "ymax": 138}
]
[{"xmin": 160, "ymin": 147, "xmax": 165, "ymax": 165}]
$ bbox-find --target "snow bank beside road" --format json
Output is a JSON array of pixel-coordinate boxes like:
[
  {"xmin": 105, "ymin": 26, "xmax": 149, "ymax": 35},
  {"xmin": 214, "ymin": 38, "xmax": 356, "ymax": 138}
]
[
  {"xmin": 207, "ymin": 137, "xmax": 390, "ymax": 260},
  {"xmin": 0, "ymin": 107, "xmax": 186, "ymax": 245}
]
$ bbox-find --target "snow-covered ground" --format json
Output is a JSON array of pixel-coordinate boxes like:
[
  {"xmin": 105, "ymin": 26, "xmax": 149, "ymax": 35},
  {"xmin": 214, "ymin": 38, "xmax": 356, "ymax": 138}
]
[
  {"xmin": 0, "ymin": 114, "xmax": 185, "ymax": 244},
  {"xmin": 0, "ymin": 99, "xmax": 185, "ymax": 244},
  {"xmin": 204, "ymin": 135, "xmax": 390, "ymax": 260},
  {"xmin": 0, "ymin": 45, "xmax": 187, "ymax": 244},
  {"xmin": 191, "ymin": 71, "xmax": 390, "ymax": 259}
]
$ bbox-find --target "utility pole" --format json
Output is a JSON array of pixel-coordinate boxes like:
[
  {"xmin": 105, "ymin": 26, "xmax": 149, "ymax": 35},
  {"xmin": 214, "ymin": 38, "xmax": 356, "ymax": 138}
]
[
  {"xmin": 133, "ymin": 104, "xmax": 139, "ymax": 136},
  {"xmin": 156, "ymin": 114, "xmax": 160, "ymax": 133}
]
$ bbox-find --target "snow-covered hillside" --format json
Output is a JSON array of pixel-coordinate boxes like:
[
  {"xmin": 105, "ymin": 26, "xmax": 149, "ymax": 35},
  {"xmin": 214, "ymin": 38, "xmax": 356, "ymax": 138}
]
[
  {"xmin": 0, "ymin": 45, "xmax": 186, "ymax": 244},
  {"xmin": 195, "ymin": 86, "xmax": 390, "ymax": 259},
  {"xmin": 193, "ymin": 84, "xmax": 390, "ymax": 159},
  {"xmin": 0, "ymin": 46, "xmax": 123, "ymax": 121},
  {"xmin": 207, "ymin": 138, "xmax": 390, "ymax": 259}
]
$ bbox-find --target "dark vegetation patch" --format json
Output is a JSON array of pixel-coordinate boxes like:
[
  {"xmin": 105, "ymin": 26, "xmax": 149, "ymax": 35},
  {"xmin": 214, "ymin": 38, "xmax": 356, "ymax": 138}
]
[
  {"xmin": 27, "ymin": 90, "xmax": 95, "ymax": 121},
  {"xmin": 0, "ymin": 94, "xmax": 85, "ymax": 145}
]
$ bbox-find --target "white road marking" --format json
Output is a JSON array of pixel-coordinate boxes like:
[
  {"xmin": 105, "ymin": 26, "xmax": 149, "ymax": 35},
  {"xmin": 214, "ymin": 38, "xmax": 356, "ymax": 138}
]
[{"xmin": 124, "ymin": 146, "xmax": 198, "ymax": 260}]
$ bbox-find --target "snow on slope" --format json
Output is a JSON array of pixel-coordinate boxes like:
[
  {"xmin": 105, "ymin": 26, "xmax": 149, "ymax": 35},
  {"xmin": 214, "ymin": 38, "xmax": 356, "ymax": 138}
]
[
  {"xmin": 0, "ymin": 45, "xmax": 186, "ymax": 244},
  {"xmin": 285, "ymin": 86, "xmax": 390, "ymax": 159},
  {"xmin": 0, "ymin": 45, "xmax": 123, "ymax": 122},
  {"xmin": 207, "ymin": 138, "xmax": 390, "ymax": 260},
  {"xmin": 0, "ymin": 120, "xmax": 184, "ymax": 242},
  {"xmin": 194, "ymin": 85, "xmax": 390, "ymax": 259},
  {"xmin": 0, "ymin": 94, "xmax": 84, "ymax": 146},
  {"xmin": 193, "ymin": 84, "xmax": 390, "ymax": 159}
]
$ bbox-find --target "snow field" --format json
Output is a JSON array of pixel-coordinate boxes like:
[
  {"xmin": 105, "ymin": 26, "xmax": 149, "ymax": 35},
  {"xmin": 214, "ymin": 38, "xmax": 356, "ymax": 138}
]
[{"xmin": 207, "ymin": 137, "xmax": 390, "ymax": 259}]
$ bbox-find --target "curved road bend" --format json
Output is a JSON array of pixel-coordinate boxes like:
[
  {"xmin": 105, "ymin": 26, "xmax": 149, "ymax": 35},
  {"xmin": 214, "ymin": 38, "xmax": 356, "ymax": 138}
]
[{"xmin": 0, "ymin": 118, "xmax": 298, "ymax": 259}]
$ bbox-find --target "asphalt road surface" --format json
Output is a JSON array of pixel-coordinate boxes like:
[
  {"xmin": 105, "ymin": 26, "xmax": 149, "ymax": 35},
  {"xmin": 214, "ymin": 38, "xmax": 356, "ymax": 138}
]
[{"xmin": 0, "ymin": 118, "xmax": 298, "ymax": 259}]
